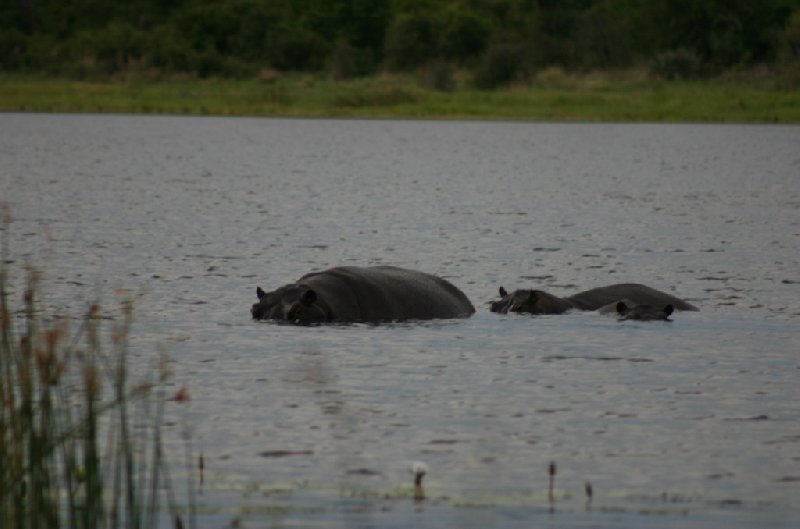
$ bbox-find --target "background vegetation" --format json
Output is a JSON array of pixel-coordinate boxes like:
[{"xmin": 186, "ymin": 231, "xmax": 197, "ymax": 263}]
[{"xmin": 2, "ymin": 0, "xmax": 799, "ymax": 86}]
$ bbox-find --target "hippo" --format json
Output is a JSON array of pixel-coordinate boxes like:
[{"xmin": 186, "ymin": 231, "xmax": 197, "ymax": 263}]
[
  {"xmin": 490, "ymin": 283, "xmax": 698, "ymax": 315},
  {"xmin": 597, "ymin": 299, "xmax": 675, "ymax": 321},
  {"xmin": 252, "ymin": 265, "xmax": 475, "ymax": 324}
]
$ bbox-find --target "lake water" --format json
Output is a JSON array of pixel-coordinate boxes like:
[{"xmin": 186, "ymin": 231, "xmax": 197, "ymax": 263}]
[{"xmin": 2, "ymin": 113, "xmax": 799, "ymax": 528}]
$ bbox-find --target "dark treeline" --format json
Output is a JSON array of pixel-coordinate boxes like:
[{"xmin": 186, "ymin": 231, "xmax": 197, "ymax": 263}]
[{"xmin": 2, "ymin": 0, "xmax": 799, "ymax": 85}]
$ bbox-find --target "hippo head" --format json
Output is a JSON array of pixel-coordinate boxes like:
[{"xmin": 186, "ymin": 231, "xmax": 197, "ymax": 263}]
[
  {"xmin": 490, "ymin": 287, "xmax": 569, "ymax": 314},
  {"xmin": 251, "ymin": 284, "xmax": 330, "ymax": 324},
  {"xmin": 615, "ymin": 301, "xmax": 674, "ymax": 321}
]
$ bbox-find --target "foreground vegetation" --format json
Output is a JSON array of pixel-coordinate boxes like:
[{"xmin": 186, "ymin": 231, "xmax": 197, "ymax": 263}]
[
  {"xmin": 2, "ymin": 70, "xmax": 799, "ymax": 123},
  {"xmin": 0, "ymin": 210, "xmax": 191, "ymax": 529}
]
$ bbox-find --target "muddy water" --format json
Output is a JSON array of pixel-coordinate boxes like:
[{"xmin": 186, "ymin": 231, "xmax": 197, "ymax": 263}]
[{"xmin": 2, "ymin": 114, "xmax": 799, "ymax": 528}]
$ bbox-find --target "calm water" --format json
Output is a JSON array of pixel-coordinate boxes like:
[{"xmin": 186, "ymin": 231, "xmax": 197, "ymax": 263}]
[{"xmin": 2, "ymin": 113, "xmax": 799, "ymax": 528}]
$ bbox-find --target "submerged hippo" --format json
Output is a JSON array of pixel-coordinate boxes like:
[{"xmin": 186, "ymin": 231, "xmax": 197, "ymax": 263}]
[
  {"xmin": 490, "ymin": 283, "xmax": 698, "ymax": 315},
  {"xmin": 597, "ymin": 299, "xmax": 675, "ymax": 321},
  {"xmin": 252, "ymin": 265, "xmax": 475, "ymax": 324}
]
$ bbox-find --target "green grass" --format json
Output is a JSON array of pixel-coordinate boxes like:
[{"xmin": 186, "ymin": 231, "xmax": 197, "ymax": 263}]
[{"xmin": 1, "ymin": 70, "xmax": 799, "ymax": 122}]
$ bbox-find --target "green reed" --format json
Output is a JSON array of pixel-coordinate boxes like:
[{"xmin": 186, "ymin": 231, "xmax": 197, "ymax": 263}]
[{"xmin": 0, "ymin": 215, "xmax": 188, "ymax": 529}]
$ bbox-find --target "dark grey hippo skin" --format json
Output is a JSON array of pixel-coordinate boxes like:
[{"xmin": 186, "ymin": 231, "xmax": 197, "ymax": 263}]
[
  {"xmin": 490, "ymin": 283, "xmax": 698, "ymax": 315},
  {"xmin": 252, "ymin": 266, "xmax": 475, "ymax": 324},
  {"xmin": 597, "ymin": 299, "xmax": 675, "ymax": 321}
]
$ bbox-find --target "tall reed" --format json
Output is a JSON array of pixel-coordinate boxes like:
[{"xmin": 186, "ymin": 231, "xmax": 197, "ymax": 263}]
[{"xmin": 1, "ymin": 213, "xmax": 188, "ymax": 529}]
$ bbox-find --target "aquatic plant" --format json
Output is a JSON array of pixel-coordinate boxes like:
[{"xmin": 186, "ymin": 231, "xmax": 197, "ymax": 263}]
[
  {"xmin": 410, "ymin": 461, "xmax": 428, "ymax": 502},
  {"xmin": 548, "ymin": 461, "xmax": 557, "ymax": 505},
  {"xmin": 0, "ymin": 211, "xmax": 190, "ymax": 529},
  {"xmin": 585, "ymin": 481, "xmax": 593, "ymax": 510}
]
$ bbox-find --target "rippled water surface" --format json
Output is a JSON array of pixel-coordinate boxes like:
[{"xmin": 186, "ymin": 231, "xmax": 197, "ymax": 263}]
[{"xmin": 2, "ymin": 114, "xmax": 799, "ymax": 528}]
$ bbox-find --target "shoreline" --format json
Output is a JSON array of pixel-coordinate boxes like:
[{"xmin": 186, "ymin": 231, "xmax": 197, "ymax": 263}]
[{"xmin": 2, "ymin": 72, "xmax": 798, "ymax": 123}]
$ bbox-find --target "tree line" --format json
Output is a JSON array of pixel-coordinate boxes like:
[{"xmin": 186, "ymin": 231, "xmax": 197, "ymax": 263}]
[{"xmin": 2, "ymin": 0, "xmax": 799, "ymax": 86}]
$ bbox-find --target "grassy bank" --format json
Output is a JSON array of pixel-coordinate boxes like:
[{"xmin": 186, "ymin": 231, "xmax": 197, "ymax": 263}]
[{"xmin": 1, "ymin": 70, "xmax": 799, "ymax": 123}]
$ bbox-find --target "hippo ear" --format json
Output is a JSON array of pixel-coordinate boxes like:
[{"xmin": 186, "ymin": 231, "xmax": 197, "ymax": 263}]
[
  {"xmin": 663, "ymin": 304, "xmax": 674, "ymax": 316},
  {"xmin": 499, "ymin": 287, "xmax": 508, "ymax": 297},
  {"xmin": 300, "ymin": 289, "xmax": 318, "ymax": 305},
  {"xmin": 257, "ymin": 286, "xmax": 266, "ymax": 300},
  {"xmin": 616, "ymin": 301, "xmax": 629, "ymax": 315}
]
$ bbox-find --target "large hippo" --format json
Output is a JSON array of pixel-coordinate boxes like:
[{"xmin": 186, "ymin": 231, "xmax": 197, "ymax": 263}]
[
  {"xmin": 252, "ymin": 266, "xmax": 475, "ymax": 324},
  {"xmin": 490, "ymin": 283, "xmax": 698, "ymax": 315}
]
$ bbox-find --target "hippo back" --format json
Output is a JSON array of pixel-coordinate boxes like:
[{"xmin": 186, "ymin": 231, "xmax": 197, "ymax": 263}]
[
  {"xmin": 299, "ymin": 266, "xmax": 475, "ymax": 322},
  {"xmin": 490, "ymin": 288, "xmax": 574, "ymax": 314},
  {"xmin": 567, "ymin": 283, "xmax": 698, "ymax": 311},
  {"xmin": 597, "ymin": 299, "xmax": 675, "ymax": 321}
]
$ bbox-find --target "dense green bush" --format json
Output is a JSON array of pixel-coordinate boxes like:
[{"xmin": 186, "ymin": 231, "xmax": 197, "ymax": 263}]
[
  {"xmin": 423, "ymin": 60, "xmax": 457, "ymax": 91},
  {"xmin": 473, "ymin": 39, "xmax": 534, "ymax": 89},
  {"xmin": 74, "ymin": 23, "xmax": 146, "ymax": 74},
  {"xmin": 328, "ymin": 39, "xmax": 376, "ymax": 79},
  {"xmin": 1, "ymin": 0, "xmax": 798, "ymax": 79},
  {"xmin": 650, "ymin": 48, "xmax": 703, "ymax": 80},
  {"xmin": 384, "ymin": 12, "xmax": 445, "ymax": 70},
  {"xmin": 573, "ymin": 2, "xmax": 636, "ymax": 69},
  {"xmin": 0, "ymin": 29, "xmax": 30, "ymax": 70},
  {"xmin": 781, "ymin": 9, "xmax": 800, "ymax": 61},
  {"xmin": 441, "ymin": 8, "xmax": 489, "ymax": 62}
]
